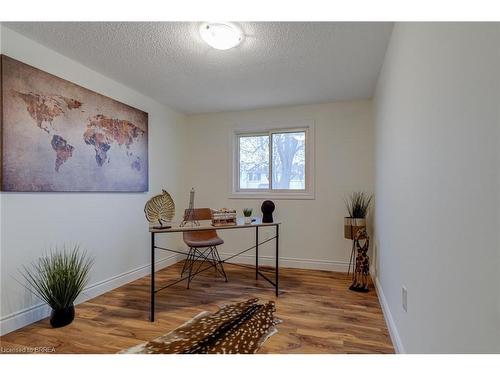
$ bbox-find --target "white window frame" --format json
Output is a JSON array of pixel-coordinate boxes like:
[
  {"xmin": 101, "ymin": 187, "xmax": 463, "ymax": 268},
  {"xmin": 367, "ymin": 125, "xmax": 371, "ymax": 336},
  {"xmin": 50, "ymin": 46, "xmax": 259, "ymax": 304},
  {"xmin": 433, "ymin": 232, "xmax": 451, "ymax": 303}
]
[{"xmin": 230, "ymin": 121, "xmax": 315, "ymax": 200}]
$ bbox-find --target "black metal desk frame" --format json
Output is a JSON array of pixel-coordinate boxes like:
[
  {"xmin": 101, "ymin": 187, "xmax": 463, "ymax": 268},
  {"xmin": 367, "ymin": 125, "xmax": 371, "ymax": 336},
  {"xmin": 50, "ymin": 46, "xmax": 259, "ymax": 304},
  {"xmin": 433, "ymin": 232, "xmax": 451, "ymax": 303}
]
[{"xmin": 149, "ymin": 221, "xmax": 280, "ymax": 322}]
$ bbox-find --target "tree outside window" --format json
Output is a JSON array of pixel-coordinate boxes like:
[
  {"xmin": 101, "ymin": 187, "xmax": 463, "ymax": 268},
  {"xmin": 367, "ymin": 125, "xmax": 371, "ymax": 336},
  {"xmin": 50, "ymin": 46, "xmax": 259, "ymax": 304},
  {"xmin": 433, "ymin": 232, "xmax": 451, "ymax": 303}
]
[{"xmin": 238, "ymin": 129, "xmax": 306, "ymax": 191}]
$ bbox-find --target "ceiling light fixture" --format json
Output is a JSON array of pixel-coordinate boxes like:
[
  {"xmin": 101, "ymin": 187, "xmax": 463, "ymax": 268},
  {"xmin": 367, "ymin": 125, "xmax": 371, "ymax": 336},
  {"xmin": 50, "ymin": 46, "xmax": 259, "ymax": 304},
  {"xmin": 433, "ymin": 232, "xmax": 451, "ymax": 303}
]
[{"xmin": 199, "ymin": 22, "xmax": 243, "ymax": 50}]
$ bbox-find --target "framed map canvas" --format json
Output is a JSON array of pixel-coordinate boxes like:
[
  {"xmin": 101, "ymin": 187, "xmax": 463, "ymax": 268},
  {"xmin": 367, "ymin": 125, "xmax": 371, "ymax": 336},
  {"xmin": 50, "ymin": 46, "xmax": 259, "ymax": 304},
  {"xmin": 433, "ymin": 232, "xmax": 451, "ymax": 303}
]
[{"xmin": 0, "ymin": 55, "xmax": 148, "ymax": 192}]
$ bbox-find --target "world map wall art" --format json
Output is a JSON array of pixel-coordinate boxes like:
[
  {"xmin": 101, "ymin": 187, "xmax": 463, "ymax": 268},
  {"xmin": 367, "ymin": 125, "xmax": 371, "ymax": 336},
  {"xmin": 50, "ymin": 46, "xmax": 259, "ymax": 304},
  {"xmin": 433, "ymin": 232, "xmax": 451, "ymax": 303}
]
[{"xmin": 0, "ymin": 55, "xmax": 148, "ymax": 192}]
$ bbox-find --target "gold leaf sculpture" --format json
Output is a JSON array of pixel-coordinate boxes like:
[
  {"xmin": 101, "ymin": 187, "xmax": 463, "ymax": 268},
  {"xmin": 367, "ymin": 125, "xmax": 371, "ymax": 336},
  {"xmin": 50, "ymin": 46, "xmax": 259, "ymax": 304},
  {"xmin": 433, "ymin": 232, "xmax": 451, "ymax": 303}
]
[{"xmin": 144, "ymin": 190, "xmax": 175, "ymax": 227}]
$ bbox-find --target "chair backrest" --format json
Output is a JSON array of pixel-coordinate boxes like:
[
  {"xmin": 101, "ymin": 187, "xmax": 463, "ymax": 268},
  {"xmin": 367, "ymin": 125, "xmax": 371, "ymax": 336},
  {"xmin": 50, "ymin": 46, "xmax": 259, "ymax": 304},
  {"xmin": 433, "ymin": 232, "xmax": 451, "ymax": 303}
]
[
  {"xmin": 182, "ymin": 208, "xmax": 219, "ymax": 246},
  {"xmin": 184, "ymin": 208, "xmax": 212, "ymax": 221}
]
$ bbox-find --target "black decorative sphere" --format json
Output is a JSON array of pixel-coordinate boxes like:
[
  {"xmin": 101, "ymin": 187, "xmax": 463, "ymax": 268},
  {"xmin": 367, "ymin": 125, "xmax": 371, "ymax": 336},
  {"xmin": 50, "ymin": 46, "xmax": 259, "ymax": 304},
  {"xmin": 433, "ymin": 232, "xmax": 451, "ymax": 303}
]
[{"xmin": 261, "ymin": 200, "xmax": 275, "ymax": 223}]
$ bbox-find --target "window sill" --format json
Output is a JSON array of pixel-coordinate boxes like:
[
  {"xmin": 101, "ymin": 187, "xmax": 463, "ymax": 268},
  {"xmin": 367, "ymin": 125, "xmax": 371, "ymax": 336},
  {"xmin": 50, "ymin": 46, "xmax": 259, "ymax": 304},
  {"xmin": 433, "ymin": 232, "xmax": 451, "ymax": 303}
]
[{"xmin": 229, "ymin": 191, "xmax": 315, "ymax": 200}]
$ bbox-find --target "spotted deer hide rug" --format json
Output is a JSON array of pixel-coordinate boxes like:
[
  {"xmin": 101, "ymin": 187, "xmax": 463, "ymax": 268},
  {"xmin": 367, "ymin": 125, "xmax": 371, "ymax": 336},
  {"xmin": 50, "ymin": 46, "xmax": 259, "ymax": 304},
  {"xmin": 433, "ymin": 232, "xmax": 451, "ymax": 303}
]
[{"xmin": 120, "ymin": 298, "xmax": 281, "ymax": 354}]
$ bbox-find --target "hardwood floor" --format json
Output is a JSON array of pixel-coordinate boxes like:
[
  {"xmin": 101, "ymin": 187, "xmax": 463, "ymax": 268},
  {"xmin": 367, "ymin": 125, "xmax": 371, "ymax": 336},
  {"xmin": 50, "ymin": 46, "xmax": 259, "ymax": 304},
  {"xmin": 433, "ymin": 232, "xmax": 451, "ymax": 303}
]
[{"xmin": 0, "ymin": 262, "xmax": 394, "ymax": 353}]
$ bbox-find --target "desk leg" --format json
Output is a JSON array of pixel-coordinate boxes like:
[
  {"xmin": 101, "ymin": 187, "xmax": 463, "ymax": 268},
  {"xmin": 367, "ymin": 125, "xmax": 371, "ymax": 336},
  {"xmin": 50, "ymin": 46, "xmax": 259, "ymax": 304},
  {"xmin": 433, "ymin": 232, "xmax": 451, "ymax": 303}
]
[
  {"xmin": 256, "ymin": 226, "xmax": 259, "ymax": 279},
  {"xmin": 275, "ymin": 224, "xmax": 279, "ymax": 297},
  {"xmin": 150, "ymin": 232, "xmax": 155, "ymax": 322}
]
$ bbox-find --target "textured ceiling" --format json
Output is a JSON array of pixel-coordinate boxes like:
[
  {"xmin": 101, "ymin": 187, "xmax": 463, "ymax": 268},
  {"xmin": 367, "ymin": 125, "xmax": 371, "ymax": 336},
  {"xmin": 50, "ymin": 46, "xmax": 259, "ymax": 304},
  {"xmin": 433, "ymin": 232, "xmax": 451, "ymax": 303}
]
[{"xmin": 4, "ymin": 22, "xmax": 393, "ymax": 114}]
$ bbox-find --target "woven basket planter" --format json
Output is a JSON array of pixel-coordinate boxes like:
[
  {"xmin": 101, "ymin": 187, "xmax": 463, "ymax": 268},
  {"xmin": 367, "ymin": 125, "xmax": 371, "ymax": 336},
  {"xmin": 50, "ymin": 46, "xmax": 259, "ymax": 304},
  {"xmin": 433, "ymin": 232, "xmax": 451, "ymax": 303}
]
[{"xmin": 344, "ymin": 217, "xmax": 366, "ymax": 240}]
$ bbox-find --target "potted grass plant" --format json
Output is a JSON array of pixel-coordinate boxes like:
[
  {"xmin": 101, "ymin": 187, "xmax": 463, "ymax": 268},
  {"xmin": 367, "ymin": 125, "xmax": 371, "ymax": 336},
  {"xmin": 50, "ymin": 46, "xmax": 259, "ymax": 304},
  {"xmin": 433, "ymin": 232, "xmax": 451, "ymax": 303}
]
[
  {"xmin": 21, "ymin": 246, "xmax": 93, "ymax": 328},
  {"xmin": 344, "ymin": 192, "xmax": 373, "ymax": 239},
  {"xmin": 243, "ymin": 208, "xmax": 253, "ymax": 224}
]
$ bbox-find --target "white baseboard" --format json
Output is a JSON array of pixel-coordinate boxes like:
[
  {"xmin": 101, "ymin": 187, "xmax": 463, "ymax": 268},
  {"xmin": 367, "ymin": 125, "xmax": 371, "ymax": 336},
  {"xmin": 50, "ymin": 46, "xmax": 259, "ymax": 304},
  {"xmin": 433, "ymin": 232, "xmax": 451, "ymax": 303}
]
[
  {"xmin": 0, "ymin": 254, "xmax": 182, "ymax": 336},
  {"xmin": 374, "ymin": 276, "xmax": 406, "ymax": 354},
  {"xmin": 219, "ymin": 252, "xmax": 349, "ymax": 272}
]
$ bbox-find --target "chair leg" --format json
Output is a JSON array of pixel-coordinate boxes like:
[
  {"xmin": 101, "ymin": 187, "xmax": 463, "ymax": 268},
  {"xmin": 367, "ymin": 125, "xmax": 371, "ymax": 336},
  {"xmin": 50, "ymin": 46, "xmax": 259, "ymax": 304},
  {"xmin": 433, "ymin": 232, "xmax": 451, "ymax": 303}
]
[
  {"xmin": 187, "ymin": 251, "xmax": 196, "ymax": 289},
  {"xmin": 208, "ymin": 247, "xmax": 219, "ymax": 277},
  {"xmin": 181, "ymin": 248, "xmax": 194, "ymax": 276},
  {"xmin": 186, "ymin": 247, "xmax": 198, "ymax": 289},
  {"xmin": 185, "ymin": 246, "xmax": 228, "ymax": 288},
  {"xmin": 213, "ymin": 246, "xmax": 228, "ymax": 282},
  {"xmin": 188, "ymin": 247, "xmax": 213, "ymax": 289},
  {"xmin": 207, "ymin": 246, "xmax": 224, "ymax": 280}
]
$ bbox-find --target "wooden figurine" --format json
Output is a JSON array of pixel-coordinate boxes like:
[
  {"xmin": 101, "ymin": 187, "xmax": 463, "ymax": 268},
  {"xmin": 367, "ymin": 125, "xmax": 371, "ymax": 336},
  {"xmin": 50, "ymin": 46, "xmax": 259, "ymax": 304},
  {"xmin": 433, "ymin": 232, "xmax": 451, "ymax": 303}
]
[{"xmin": 349, "ymin": 227, "xmax": 370, "ymax": 293}]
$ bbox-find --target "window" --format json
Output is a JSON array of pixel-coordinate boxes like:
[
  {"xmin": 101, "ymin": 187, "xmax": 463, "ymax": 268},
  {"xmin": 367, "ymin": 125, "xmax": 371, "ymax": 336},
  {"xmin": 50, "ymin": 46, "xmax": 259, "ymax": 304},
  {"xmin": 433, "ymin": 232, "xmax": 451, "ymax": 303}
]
[{"xmin": 232, "ymin": 124, "xmax": 314, "ymax": 199}]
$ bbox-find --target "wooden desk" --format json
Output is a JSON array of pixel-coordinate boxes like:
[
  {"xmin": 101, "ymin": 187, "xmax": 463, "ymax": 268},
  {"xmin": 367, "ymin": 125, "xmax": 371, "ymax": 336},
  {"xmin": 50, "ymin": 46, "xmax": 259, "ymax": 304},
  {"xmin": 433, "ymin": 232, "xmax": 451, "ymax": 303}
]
[{"xmin": 149, "ymin": 218, "xmax": 281, "ymax": 322}]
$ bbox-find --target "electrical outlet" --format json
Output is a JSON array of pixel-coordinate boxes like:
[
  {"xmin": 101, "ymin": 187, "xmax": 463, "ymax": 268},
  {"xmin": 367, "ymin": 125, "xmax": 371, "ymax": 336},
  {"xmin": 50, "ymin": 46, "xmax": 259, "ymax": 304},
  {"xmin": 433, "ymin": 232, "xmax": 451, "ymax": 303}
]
[{"xmin": 402, "ymin": 286, "xmax": 408, "ymax": 312}]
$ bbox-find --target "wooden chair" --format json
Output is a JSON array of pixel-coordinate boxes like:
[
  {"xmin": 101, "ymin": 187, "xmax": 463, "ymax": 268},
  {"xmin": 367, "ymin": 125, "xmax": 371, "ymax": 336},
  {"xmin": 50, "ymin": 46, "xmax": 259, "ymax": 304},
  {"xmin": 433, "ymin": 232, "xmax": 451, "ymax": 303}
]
[{"xmin": 180, "ymin": 208, "xmax": 228, "ymax": 288}]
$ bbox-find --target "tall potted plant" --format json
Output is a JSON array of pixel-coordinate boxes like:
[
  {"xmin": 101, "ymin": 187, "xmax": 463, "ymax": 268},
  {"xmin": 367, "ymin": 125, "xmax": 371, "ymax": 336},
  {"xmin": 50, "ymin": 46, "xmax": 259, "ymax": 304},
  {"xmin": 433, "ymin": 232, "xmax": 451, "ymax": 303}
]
[
  {"xmin": 22, "ymin": 246, "xmax": 93, "ymax": 328},
  {"xmin": 344, "ymin": 192, "xmax": 373, "ymax": 239}
]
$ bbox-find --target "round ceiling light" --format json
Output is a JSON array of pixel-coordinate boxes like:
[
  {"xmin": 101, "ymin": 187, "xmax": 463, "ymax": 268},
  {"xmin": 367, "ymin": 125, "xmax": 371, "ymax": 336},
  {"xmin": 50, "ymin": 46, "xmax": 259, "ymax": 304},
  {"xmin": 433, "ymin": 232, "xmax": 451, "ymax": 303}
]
[{"xmin": 199, "ymin": 22, "xmax": 243, "ymax": 50}]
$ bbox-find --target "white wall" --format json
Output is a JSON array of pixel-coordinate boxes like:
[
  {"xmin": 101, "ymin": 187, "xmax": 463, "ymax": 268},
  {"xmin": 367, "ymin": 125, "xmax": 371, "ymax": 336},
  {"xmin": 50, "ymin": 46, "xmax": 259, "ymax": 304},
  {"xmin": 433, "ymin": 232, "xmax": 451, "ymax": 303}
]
[
  {"xmin": 185, "ymin": 101, "xmax": 374, "ymax": 270},
  {"xmin": 0, "ymin": 26, "xmax": 187, "ymax": 335},
  {"xmin": 374, "ymin": 23, "xmax": 500, "ymax": 353}
]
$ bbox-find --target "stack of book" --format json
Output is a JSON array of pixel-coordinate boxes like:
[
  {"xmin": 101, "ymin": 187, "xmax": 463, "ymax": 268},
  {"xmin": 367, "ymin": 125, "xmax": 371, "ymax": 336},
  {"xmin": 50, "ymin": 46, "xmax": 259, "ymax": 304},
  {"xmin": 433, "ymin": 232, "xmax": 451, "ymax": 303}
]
[{"xmin": 211, "ymin": 208, "xmax": 237, "ymax": 226}]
